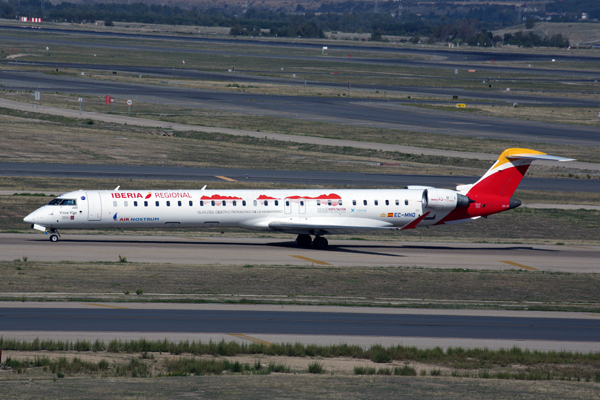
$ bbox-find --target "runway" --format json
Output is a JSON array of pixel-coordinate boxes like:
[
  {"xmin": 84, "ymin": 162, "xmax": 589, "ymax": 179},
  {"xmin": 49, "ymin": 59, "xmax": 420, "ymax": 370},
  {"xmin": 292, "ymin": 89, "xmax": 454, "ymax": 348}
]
[
  {"xmin": 6, "ymin": 60, "xmax": 600, "ymax": 108},
  {"xmin": 2, "ymin": 234, "xmax": 598, "ymax": 273},
  {"xmin": 3, "ymin": 71, "xmax": 600, "ymax": 147},
  {"xmin": 1, "ymin": 162, "xmax": 598, "ymax": 192},
  {"xmin": 0, "ymin": 303, "xmax": 598, "ymax": 352},
  {"xmin": 8, "ymin": 24, "xmax": 597, "ymax": 62}
]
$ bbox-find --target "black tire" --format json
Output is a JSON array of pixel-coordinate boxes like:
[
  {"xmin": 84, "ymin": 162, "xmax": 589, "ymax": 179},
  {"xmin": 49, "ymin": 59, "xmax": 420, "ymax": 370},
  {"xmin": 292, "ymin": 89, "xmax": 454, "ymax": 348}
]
[
  {"xmin": 296, "ymin": 234, "xmax": 312, "ymax": 247},
  {"xmin": 313, "ymin": 237, "xmax": 328, "ymax": 250},
  {"xmin": 49, "ymin": 234, "xmax": 59, "ymax": 242}
]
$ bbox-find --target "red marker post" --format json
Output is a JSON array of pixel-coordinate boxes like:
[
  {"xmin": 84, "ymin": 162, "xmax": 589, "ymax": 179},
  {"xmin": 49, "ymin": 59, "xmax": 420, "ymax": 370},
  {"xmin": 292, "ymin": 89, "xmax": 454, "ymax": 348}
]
[{"xmin": 106, "ymin": 95, "xmax": 111, "ymax": 113}]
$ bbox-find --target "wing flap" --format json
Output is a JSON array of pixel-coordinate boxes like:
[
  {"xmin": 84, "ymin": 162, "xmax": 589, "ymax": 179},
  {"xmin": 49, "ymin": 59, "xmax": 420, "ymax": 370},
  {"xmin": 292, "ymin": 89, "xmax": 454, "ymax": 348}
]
[{"xmin": 269, "ymin": 218, "xmax": 393, "ymax": 235}]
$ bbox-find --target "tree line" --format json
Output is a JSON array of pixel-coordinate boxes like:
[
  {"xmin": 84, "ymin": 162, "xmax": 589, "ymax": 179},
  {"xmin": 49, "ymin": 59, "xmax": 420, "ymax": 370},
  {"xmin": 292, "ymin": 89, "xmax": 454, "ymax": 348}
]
[{"xmin": 0, "ymin": 0, "xmax": 573, "ymax": 47}]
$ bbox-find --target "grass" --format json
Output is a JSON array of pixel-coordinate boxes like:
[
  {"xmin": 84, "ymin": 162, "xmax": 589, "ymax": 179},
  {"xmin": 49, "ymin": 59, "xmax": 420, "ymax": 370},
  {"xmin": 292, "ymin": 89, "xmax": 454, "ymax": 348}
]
[
  {"xmin": 412, "ymin": 103, "xmax": 600, "ymax": 128},
  {"xmin": 2, "ymin": 338, "xmax": 600, "ymax": 383},
  {"xmin": 1, "ymin": 259, "xmax": 600, "ymax": 311},
  {"xmin": 3, "ymin": 90, "xmax": 600, "ymax": 165}
]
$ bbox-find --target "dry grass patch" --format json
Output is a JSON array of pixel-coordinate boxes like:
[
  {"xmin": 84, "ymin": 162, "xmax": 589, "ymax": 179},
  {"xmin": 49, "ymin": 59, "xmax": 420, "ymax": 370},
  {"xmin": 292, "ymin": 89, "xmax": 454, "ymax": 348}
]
[
  {"xmin": 415, "ymin": 103, "xmax": 600, "ymax": 128},
  {"xmin": 3, "ymin": 90, "xmax": 599, "ymax": 166},
  {"xmin": 2, "ymin": 259, "xmax": 600, "ymax": 310}
]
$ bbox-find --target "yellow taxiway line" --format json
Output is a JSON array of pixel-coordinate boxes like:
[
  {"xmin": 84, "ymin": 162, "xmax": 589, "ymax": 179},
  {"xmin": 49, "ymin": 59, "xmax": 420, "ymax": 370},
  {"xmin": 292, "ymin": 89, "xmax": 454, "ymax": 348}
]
[
  {"xmin": 215, "ymin": 175, "xmax": 237, "ymax": 182},
  {"xmin": 500, "ymin": 260, "xmax": 538, "ymax": 271},
  {"xmin": 86, "ymin": 303, "xmax": 129, "ymax": 309},
  {"xmin": 227, "ymin": 333, "xmax": 272, "ymax": 346},
  {"xmin": 290, "ymin": 255, "xmax": 331, "ymax": 266}
]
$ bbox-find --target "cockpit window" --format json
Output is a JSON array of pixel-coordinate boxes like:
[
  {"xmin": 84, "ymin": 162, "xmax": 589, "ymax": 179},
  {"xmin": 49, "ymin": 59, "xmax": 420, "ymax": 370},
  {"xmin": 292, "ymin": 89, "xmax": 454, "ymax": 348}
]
[{"xmin": 48, "ymin": 199, "xmax": 77, "ymax": 206}]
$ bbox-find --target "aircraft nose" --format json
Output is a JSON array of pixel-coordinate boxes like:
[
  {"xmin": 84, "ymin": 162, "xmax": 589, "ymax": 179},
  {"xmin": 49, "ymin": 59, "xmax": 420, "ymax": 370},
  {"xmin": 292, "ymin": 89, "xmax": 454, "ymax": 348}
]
[
  {"xmin": 23, "ymin": 212, "xmax": 35, "ymax": 224},
  {"xmin": 24, "ymin": 210, "xmax": 42, "ymax": 224}
]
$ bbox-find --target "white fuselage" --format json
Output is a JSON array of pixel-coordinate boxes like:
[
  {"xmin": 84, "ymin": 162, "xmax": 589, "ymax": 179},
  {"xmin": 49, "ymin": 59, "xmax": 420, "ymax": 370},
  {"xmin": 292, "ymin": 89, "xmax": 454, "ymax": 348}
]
[{"xmin": 24, "ymin": 188, "xmax": 458, "ymax": 235}]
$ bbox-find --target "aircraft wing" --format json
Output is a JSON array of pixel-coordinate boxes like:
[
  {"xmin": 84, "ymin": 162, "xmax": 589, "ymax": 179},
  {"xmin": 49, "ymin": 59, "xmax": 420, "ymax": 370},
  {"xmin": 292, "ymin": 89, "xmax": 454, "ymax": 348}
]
[
  {"xmin": 267, "ymin": 214, "xmax": 429, "ymax": 235},
  {"xmin": 268, "ymin": 217, "xmax": 392, "ymax": 235}
]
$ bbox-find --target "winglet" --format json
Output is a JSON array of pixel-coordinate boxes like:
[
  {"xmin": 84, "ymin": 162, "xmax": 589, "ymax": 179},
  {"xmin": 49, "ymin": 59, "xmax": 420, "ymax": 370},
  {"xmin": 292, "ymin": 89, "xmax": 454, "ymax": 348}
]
[{"xmin": 401, "ymin": 212, "xmax": 430, "ymax": 230}]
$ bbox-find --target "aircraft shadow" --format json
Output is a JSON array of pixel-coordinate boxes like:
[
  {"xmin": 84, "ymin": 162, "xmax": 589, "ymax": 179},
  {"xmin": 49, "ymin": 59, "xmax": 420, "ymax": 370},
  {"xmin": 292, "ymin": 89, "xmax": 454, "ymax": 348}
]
[{"xmin": 28, "ymin": 236, "xmax": 558, "ymax": 257}]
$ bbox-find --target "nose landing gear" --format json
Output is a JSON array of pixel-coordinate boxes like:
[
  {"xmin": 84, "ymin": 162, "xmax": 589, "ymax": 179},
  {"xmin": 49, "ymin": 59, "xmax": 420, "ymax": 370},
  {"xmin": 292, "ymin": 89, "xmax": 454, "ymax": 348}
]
[{"xmin": 47, "ymin": 229, "xmax": 61, "ymax": 242}]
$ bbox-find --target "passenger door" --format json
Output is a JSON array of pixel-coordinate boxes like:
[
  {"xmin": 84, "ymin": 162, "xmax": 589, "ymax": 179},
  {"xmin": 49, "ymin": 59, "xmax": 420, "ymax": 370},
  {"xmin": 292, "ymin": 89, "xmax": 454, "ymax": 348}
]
[{"xmin": 86, "ymin": 192, "xmax": 102, "ymax": 221}]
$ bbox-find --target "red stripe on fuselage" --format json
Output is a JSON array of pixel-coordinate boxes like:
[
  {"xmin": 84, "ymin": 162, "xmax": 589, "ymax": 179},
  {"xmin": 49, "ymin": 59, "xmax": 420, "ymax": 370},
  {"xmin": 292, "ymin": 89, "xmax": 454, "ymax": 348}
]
[{"xmin": 436, "ymin": 194, "xmax": 512, "ymax": 225}]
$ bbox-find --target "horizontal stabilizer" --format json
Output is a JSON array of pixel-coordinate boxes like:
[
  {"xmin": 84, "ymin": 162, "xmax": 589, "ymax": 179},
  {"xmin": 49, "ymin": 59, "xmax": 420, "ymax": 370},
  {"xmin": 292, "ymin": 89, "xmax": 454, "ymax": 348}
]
[{"xmin": 505, "ymin": 153, "xmax": 574, "ymax": 162}]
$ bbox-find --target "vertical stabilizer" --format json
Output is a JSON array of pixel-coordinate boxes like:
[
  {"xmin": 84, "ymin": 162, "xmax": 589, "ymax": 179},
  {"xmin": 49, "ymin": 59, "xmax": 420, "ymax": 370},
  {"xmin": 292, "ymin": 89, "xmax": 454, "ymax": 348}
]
[{"xmin": 457, "ymin": 148, "xmax": 574, "ymax": 198}]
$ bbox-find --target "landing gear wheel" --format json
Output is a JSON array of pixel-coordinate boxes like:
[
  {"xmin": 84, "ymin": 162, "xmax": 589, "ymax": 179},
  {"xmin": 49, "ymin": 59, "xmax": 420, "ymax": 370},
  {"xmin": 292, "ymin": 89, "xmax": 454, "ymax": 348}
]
[
  {"xmin": 313, "ymin": 237, "xmax": 328, "ymax": 250},
  {"xmin": 296, "ymin": 234, "xmax": 312, "ymax": 248},
  {"xmin": 49, "ymin": 234, "xmax": 59, "ymax": 242}
]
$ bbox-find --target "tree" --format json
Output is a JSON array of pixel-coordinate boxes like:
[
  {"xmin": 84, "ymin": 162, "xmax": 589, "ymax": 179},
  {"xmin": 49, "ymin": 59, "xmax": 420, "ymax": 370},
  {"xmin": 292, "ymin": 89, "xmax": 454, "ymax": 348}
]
[
  {"xmin": 525, "ymin": 18, "xmax": 535, "ymax": 29},
  {"xmin": 104, "ymin": 19, "xmax": 114, "ymax": 26}
]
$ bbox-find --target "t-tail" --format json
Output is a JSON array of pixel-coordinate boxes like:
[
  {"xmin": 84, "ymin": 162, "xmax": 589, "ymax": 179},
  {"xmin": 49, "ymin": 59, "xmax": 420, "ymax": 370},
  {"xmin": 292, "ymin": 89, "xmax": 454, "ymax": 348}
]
[{"xmin": 439, "ymin": 148, "xmax": 574, "ymax": 225}]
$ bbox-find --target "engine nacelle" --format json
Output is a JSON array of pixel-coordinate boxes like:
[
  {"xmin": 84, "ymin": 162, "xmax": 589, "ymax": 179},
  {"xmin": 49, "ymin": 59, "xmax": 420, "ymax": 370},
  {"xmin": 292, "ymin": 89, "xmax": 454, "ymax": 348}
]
[{"xmin": 423, "ymin": 189, "xmax": 471, "ymax": 211}]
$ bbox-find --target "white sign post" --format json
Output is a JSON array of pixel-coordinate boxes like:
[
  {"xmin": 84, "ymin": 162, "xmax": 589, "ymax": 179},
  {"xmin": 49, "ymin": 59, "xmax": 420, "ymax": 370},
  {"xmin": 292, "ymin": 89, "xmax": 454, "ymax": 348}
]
[
  {"xmin": 127, "ymin": 99, "xmax": 132, "ymax": 116},
  {"xmin": 79, "ymin": 97, "xmax": 82, "ymax": 115},
  {"xmin": 322, "ymin": 46, "xmax": 328, "ymax": 55}
]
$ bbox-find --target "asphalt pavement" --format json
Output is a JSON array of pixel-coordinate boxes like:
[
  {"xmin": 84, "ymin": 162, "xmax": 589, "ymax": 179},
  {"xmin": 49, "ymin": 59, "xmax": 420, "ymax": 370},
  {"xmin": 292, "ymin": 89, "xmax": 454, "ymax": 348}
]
[
  {"xmin": 1, "ymin": 162, "xmax": 597, "ymax": 192},
  {"xmin": 1, "ymin": 307, "xmax": 598, "ymax": 343},
  {"xmin": 2, "ymin": 71, "xmax": 600, "ymax": 147}
]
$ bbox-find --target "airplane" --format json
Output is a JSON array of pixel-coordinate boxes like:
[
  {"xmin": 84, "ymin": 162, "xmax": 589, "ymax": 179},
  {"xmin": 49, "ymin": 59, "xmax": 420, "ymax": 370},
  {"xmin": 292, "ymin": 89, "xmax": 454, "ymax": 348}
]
[{"xmin": 23, "ymin": 148, "xmax": 573, "ymax": 249}]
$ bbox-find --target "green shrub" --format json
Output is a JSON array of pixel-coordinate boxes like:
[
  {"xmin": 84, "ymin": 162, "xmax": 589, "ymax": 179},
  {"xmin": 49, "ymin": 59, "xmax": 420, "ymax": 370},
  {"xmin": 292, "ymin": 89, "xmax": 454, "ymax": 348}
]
[
  {"xmin": 308, "ymin": 361, "xmax": 324, "ymax": 374},
  {"xmin": 354, "ymin": 366, "xmax": 376, "ymax": 375},
  {"xmin": 394, "ymin": 365, "xmax": 417, "ymax": 376}
]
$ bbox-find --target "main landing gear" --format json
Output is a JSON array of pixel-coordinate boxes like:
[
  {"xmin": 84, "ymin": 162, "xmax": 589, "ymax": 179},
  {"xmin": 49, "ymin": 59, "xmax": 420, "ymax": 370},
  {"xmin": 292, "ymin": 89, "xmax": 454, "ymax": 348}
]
[
  {"xmin": 47, "ymin": 229, "xmax": 60, "ymax": 242},
  {"xmin": 295, "ymin": 234, "xmax": 329, "ymax": 250}
]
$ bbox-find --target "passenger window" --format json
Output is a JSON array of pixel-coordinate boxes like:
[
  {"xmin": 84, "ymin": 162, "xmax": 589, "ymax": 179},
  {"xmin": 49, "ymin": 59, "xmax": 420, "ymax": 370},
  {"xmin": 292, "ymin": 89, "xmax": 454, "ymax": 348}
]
[
  {"xmin": 285, "ymin": 201, "xmax": 290, "ymax": 206},
  {"xmin": 211, "ymin": 201, "xmax": 215, "ymax": 206},
  {"xmin": 200, "ymin": 201, "xmax": 204, "ymax": 206},
  {"xmin": 317, "ymin": 200, "xmax": 321, "ymax": 206},
  {"xmin": 385, "ymin": 200, "xmax": 389, "ymax": 206},
  {"xmin": 124, "ymin": 201, "xmax": 128, "ymax": 207},
  {"xmin": 166, "ymin": 201, "xmax": 171, "ymax": 207},
  {"xmin": 155, "ymin": 201, "xmax": 159, "ymax": 207},
  {"xmin": 178, "ymin": 201, "xmax": 182, "ymax": 207},
  {"xmin": 134, "ymin": 201, "xmax": 138, "ymax": 207},
  {"xmin": 300, "ymin": 201, "xmax": 304, "ymax": 206},
  {"xmin": 375, "ymin": 200, "xmax": 378, "ymax": 206},
  {"xmin": 253, "ymin": 200, "xmax": 257, "ymax": 206},
  {"xmin": 363, "ymin": 200, "xmax": 367, "ymax": 206},
  {"xmin": 233, "ymin": 201, "xmax": 237, "ymax": 206},
  {"xmin": 405, "ymin": 200, "xmax": 409, "ymax": 205},
  {"xmin": 113, "ymin": 201, "xmax": 117, "ymax": 207},
  {"xmin": 144, "ymin": 201, "xmax": 148, "ymax": 207},
  {"xmin": 242, "ymin": 200, "xmax": 247, "ymax": 206},
  {"xmin": 395, "ymin": 200, "xmax": 399, "ymax": 206},
  {"xmin": 264, "ymin": 200, "xmax": 268, "ymax": 206},
  {"xmin": 339, "ymin": 200, "xmax": 343, "ymax": 206},
  {"xmin": 275, "ymin": 200, "xmax": 279, "ymax": 206},
  {"xmin": 328, "ymin": 200, "xmax": 332, "ymax": 206},
  {"xmin": 222, "ymin": 201, "xmax": 226, "ymax": 206},
  {"xmin": 189, "ymin": 201, "xmax": 192, "ymax": 206},
  {"xmin": 352, "ymin": 200, "xmax": 356, "ymax": 206}
]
